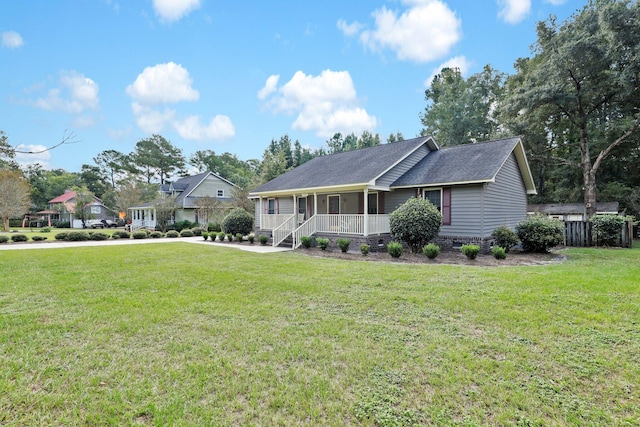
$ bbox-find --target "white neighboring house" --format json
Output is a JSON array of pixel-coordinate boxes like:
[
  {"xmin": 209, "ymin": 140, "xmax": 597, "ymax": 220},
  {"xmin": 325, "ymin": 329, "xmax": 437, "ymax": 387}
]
[
  {"xmin": 128, "ymin": 171, "xmax": 237, "ymax": 231},
  {"xmin": 527, "ymin": 202, "xmax": 619, "ymax": 222}
]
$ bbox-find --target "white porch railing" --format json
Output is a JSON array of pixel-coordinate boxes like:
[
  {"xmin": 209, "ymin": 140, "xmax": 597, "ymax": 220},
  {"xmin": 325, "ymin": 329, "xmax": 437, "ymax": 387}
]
[
  {"xmin": 292, "ymin": 216, "xmax": 318, "ymax": 249},
  {"xmin": 272, "ymin": 214, "xmax": 297, "ymax": 247},
  {"xmin": 261, "ymin": 214, "xmax": 292, "ymax": 230},
  {"xmin": 369, "ymin": 214, "xmax": 390, "ymax": 235}
]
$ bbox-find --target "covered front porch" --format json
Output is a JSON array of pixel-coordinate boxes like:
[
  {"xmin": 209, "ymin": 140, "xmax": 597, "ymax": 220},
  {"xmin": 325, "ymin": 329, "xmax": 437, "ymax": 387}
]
[{"xmin": 256, "ymin": 190, "xmax": 391, "ymax": 248}]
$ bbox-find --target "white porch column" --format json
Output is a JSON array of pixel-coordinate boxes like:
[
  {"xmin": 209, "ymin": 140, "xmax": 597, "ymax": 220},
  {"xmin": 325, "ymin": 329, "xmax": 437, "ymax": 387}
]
[
  {"xmin": 259, "ymin": 197, "xmax": 263, "ymax": 228},
  {"xmin": 314, "ymin": 193, "xmax": 318, "ymax": 215},
  {"xmin": 363, "ymin": 188, "xmax": 369, "ymax": 237}
]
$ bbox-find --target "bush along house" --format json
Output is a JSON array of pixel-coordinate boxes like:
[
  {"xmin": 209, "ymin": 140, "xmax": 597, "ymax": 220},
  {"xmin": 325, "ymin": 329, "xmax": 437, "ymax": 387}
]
[{"xmin": 248, "ymin": 136, "xmax": 537, "ymax": 252}]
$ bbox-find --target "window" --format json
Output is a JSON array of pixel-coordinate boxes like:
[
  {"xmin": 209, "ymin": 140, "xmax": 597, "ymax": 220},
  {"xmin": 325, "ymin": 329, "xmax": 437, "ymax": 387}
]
[
  {"xmin": 267, "ymin": 198, "xmax": 276, "ymax": 215},
  {"xmin": 423, "ymin": 188, "xmax": 451, "ymax": 225},
  {"xmin": 217, "ymin": 189, "xmax": 224, "ymax": 197},
  {"xmin": 423, "ymin": 189, "xmax": 441, "ymax": 211},
  {"xmin": 91, "ymin": 206, "xmax": 101, "ymax": 214},
  {"xmin": 368, "ymin": 193, "xmax": 378, "ymax": 214}
]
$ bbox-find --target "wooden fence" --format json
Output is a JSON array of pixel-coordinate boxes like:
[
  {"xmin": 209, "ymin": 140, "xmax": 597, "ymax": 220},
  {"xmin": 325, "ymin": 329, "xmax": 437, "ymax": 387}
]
[{"xmin": 564, "ymin": 220, "xmax": 634, "ymax": 248}]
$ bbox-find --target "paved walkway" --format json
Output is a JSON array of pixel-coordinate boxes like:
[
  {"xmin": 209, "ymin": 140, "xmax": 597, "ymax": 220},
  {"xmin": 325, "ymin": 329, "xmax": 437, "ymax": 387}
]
[{"xmin": 0, "ymin": 236, "xmax": 292, "ymax": 253}]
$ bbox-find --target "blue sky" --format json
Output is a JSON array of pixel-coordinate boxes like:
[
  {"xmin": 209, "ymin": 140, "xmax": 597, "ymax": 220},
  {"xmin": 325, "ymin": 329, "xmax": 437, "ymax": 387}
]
[{"xmin": 2, "ymin": 0, "xmax": 583, "ymax": 173}]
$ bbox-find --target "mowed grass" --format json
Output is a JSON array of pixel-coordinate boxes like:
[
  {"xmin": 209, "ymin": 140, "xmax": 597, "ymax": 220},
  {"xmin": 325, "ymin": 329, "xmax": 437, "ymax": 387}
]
[{"xmin": 0, "ymin": 243, "xmax": 638, "ymax": 425}]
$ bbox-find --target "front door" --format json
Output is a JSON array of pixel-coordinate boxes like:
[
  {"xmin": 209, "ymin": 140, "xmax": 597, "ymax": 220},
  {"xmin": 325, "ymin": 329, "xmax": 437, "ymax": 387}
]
[{"xmin": 328, "ymin": 195, "xmax": 340, "ymax": 214}]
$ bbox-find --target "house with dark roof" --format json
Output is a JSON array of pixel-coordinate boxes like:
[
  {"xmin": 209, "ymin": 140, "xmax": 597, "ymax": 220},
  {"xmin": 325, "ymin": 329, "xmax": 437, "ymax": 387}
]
[
  {"xmin": 40, "ymin": 190, "xmax": 111, "ymax": 228},
  {"xmin": 128, "ymin": 171, "xmax": 237, "ymax": 230},
  {"xmin": 249, "ymin": 136, "xmax": 537, "ymax": 251}
]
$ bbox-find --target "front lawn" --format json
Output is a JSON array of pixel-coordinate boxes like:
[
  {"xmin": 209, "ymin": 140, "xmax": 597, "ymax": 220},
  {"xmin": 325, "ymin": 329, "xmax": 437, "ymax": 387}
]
[{"xmin": 0, "ymin": 244, "xmax": 638, "ymax": 425}]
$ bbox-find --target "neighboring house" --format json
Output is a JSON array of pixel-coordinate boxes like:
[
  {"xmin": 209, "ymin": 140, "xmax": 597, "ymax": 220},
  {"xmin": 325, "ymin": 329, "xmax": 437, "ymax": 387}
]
[
  {"xmin": 39, "ymin": 190, "xmax": 111, "ymax": 228},
  {"xmin": 527, "ymin": 202, "xmax": 619, "ymax": 222},
  {"xmin": 249, "ymin": 135, "xmax": 537, "ymax": 251},
  {"xmin": 128, "ymin": 171, "xmax": 237, "ymax": 230}
]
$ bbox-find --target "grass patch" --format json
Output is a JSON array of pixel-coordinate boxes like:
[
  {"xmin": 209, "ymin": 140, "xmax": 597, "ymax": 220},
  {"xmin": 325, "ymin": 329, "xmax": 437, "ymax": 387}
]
[{"xmin": 0, "ymin": 244, "xmax": 639, "ymax": 425}]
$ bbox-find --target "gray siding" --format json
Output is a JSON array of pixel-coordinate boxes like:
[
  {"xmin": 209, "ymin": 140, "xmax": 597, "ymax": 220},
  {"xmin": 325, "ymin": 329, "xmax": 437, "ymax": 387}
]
[
  {"xmin": 376, "ymin": 144, "xmax": 429, "ymax": 187},
  {"xmin": 482, "ymin": 153, "xmax": 527, "ymax": 235},
  {"xmin": 385, "ymin": 189, "xmax": 415, "ymax": 212},
  {"xmin": 441, "ymin": 184, "xmax": 485, "ymax": 237}
]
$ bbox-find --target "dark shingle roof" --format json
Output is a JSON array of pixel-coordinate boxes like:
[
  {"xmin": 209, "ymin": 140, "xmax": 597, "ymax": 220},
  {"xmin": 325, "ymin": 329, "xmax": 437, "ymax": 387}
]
[
  {"xmin": 250, "ymin": 136, "xmax": 431, "ymax": 194},
  {"xmin": 391, "ymin": 137, "xmax": 521, "ymax": 187}
]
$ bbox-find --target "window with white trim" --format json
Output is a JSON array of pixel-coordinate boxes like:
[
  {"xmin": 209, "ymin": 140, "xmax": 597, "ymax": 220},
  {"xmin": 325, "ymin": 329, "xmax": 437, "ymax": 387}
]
[
  {"xmin": 91, "ymin": 206, "xmax": 101, "ymax": 214},
  {"xmin": 423, "ymin": 189, "xmax": 442, "ymax": 211},
  {"xmin": 267, "ymin": 198, "xmax": 276, "ymax": 214}
]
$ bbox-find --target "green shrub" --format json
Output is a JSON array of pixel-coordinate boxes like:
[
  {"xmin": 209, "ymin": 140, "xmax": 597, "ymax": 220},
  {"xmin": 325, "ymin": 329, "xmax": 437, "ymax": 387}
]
[
  {"xmin": 337, "ymin": 238, "xmax": 350, "ymax": 253},
  {"xmin": 389, "ymin": 197, "xmax": 443, "ymax": 254},
  {"xmin": 217, "ymin": 232, "xmax": 226, "ymax": 242},
  {"xmin": 492, "ymin": 246, "xmax": 507, "ymax": 260},
  {"xmin": 491, "ymin": 226, "xmax": 519, "ymax": 253},
  {"xmin": 90, "ymin": 232, "xmax": 109, "ymax": 241},
  {"xmin": 300, "ymin": 236, "xmax": 313, "ymax": 248},
  {"xmin": 67, "ymin": 231, "xmax": 90, "ymax": 241},
  {"xmin": 316, "ymin": 237, "xmax": 330, "ymax": 250},
  {"xmin": 226, "ymin": 233, "xmax": 234, "ymax": 242},
  {"xmin": 202, "ymin": 232, "xmax": 209, "ymax": 240},
  {"xmin": 53, "ymin": 221, "xmax": 70, "ymax": 228},
  {"xmin": 166, "ymin": 230, "xmax": 180, "ymax": 238},
  {"xmin": 32, "ymin": 235, "xmax": 47, "ymax": 241},
  {"xmin": 191, "ymin": 227, "xmax": 204, "ymax": 236},
  {"xmin": 111, "ymin": 233, "xmax": 121, "ymax": 239},
  {"xmin": 10, "ymin": 234, "xmax": 28, "ymax": 242},
  {"xmin": 174, "ymin": 220, "xmax": 194, "ymax": 232},
  {"xmin": 360, "ymin": 244, "xmax": 370, "ymax": 256},
  {"xmin": 461, "ymin": 244, "xmax": 480, "ymax": 260},
  {"xmin": 207, "ymin": 222, "xmax": 221, "ymax": 232},
  {"xmin": 248, "ymin": 234, "xmax": 255, "ymax": 244},
  {"xmin": 516, "ymin": 215, "xmax": 564, "ymax": 253},
  {"xmin": 113, "ymin": 230, "xmax": 130, "ymax": 239},
  {"xmin": 0, "ymin": 235, "xmax": 9, "ymax": 243},
  {"xmin": 235, "ymin": 233, "xmax": 243, "ymax": 242},
  {"xmin": 132, "ymin": 231, "xmax": 148, "ymax": 239},
  {"xmin": 41, "ymin": 226, "xmax": 52, "ymax": 233},
  {"xmin": 150, "ymin": 231, "xmax": 164, "ymax": 238},
  {"xmin": 387, "ymin": 241, "xmax": 403, "ymax": 258},
  {"xmin": 54, "ymin": 232, "xmax": 69, "ymax": 241},
  {"xmin": 221, "ymin": 208, "xmax": 254, "ymax": 236},
  {"xmin": 591, "ymin": 214, "xmax": 627, "ymax": 246},
  {"xmin": 259, "ymin": 234, "xmax": 269, "ymax": 245},
  {"xmin": 180, "ymin": 229, "xmax": 195, "ymax": 237},
  {"xmin": 423, "ymin": 243, "xmax": 440, "ymax": 259}
]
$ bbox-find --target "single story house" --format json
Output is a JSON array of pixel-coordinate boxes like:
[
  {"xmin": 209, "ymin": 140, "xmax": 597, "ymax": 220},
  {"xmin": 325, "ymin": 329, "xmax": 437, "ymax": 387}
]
[
  {"xmin": 248, "ymin": 135, "xmax": 537, "ymax": 251},
  {"xmin": 527, "ymin": 202, "xmax": 619, "ymax": 222},
  {"xmin": 128, "ymin": 171, "xmax": 237, "ymax": 230},
  {"xmin": 40, "ymin": 190, "xmax": 112, "ymax": 228}
]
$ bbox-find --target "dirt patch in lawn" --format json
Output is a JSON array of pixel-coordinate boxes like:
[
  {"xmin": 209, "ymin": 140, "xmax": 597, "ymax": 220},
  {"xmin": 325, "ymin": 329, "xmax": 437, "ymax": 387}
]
[{"xmin": 296, "ymin": 246, "xmax": 566, "ymax": 267}]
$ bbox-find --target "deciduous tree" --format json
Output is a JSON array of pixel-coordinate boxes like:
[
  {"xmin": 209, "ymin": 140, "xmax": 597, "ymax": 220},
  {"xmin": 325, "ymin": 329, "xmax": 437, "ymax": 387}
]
[{"xmin": 0, "ymin": 169, "xmax": 30, "ymax": 231}]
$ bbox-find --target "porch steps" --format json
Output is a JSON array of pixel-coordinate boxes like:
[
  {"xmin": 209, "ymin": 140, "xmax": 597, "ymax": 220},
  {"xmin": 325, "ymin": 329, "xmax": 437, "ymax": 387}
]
[{"xmin": 276, "ymin": 235, "xmax": 294, "ymax": 248}]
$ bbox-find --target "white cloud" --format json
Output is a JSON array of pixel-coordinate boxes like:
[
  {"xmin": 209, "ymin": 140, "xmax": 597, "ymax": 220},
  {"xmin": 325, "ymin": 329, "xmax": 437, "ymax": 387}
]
[
  {"xmin": 173, "ymin": 115, "xmax": 235, "ymax": 141},
  {"xmin": 357, "ymin": 0, "xmax": 461, "ymax": 63},
  {"xmin": 153, "ymin": 0, "xmax": 200, "ymax": 22},
  {"xmin": 126, "ymin": 62, "xmax": 199, "ymax": 104},
  {"xmin": 257, "ymin": 74, "xmax": 280, "ymax": 100},
  {"xmin": 497, "ymin": 0, "xmax": 531, "ymax": 24},
  {"xmin": 337, "ymin": 19, "xmax": 364, "ymax": 37},
  {"xmin": 33, "ymin": 71, "xmax": 100, "ymax": 114},
  {"xmin": 127, "ymin": 62, "xmax": 234, "ymax": 141},
  {"xmin": 544, "ymin": 0, "xmax": 567, "ymax": 5},
  {"xmin": 131, "ymin": 102, "xmax": 176, "ymax": 134},
  {"xmin": 14, "ymin": 144, "xmax": 52, "ymax": 169},
  {"xmin": 260, "ymin": 69, "xmax": 377, "ymax": 138},
  {"xmin": 2, "ymin": 31, "xmax": 23, "ymax": 49},
  {"xmin": 424, "ymin": 56, "xmax": 473, "ymax": 87}
]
